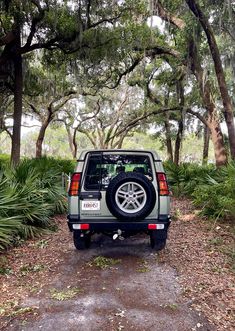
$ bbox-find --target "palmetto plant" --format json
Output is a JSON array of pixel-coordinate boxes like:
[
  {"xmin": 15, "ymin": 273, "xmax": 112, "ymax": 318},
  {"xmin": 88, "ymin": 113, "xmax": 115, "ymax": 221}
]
[
  {"xmin": 164, "ymin": 161, "xmax": 216, "ymax": 196},
  {"xmin": 0, "ymin": 156, "xmax": 71, "ymax": 251},
  {"xmin": 0, "ymin": 217, "xmax": 23, "ymax": 250},
  {"xmin": 192, "ymin": 162, "xmax": 235, "ymax": 219},
  {"xmin": 165, "ymin": 160, "xmax": 235, "ymax": 220}
]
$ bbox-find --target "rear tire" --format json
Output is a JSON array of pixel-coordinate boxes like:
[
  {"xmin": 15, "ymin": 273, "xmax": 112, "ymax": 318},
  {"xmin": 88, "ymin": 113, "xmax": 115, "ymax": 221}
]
[
  {"xmin": 150, "ymin": 232, "xmax": 166, "ymax": 251},
  {"xmin": 73, "ymin": 231, "xmax": 91, "ymax": 250}
]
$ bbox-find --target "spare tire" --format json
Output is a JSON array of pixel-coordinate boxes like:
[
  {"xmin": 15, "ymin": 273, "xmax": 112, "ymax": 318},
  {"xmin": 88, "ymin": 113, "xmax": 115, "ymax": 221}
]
[{"xmin": 106, "ymin": 172, "xmax": 156, "ymax": 221}]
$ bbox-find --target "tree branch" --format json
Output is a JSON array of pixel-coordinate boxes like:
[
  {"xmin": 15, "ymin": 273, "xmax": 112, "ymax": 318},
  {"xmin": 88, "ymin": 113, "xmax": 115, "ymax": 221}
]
[
  {"xmin": 23, "ymin": 8, "xmax": 46, "ymax": 49},
  {"xmin": 186, "ymin": 108, "xmax": 208, "ymax": 126},
  {"xmin": 108, "ymin": 107, "xmax": 181, "ymax": 142},
  {"xmin": 0, "ymin": 31, "xmax": 15, "ymax": 46},
  {"xmin": 151, "ymin": 0, "xmax": 185, "ymax": 30}
]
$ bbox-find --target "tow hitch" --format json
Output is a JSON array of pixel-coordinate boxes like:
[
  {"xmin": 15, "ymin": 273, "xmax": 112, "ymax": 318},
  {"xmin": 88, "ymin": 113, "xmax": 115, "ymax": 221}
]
[{"xmin": 113, "ymin": 229, "xmax": 124, "ymax": 240}]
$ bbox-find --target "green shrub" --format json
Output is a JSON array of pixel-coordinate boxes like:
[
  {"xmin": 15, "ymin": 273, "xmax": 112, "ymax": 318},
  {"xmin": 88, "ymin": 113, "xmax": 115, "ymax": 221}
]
[
  {"xmin": 192, "ymin": 162, "xmax": 235, "ymax": 219},
  {"xmin": 0, "ymin": 217, "xmax": 23, "ymax": 250},
  {"xmin": 0, "ymin": 154, "xmax": 10, "ymax": 171},
  {"xmin": 164, "ymin": 161, "xmax": 235, "ymax": 220},
  {"xmin": 0, "ymin": 157, "xmax": 72, "ymax": 251},
  {"xmin": 164, "ymin": 161, "xmax": 216, "ymax": 196}
]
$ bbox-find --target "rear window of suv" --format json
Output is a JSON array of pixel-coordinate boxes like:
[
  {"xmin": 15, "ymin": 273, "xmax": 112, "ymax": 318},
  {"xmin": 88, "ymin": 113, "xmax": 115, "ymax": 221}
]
[{"xmin": 84, "ymin": 153, "xmax": 153, "ymax": 190}]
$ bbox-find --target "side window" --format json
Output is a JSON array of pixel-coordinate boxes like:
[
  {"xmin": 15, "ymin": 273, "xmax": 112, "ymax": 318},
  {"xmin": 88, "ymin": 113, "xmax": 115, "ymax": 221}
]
[{"xmin": 84, "ymin": 155, "xmax": 102, "ymax": 190}]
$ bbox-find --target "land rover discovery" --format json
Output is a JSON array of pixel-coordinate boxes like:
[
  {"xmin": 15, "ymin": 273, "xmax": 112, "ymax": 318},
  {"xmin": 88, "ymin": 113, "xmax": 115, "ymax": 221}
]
[{"xmin": 67, "ymin": 150, "xmax": 171, "ymax": 250}]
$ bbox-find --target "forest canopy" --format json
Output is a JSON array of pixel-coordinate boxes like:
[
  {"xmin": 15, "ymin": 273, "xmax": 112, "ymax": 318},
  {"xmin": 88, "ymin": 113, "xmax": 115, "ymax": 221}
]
[{"xmin": 0, "ymin": 0, "xmax": 234, "ymax": 166}]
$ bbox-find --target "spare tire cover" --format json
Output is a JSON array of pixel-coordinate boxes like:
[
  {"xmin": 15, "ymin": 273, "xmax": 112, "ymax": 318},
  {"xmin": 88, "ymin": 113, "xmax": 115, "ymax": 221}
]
[{"xmin": 106, "ymin": 172, "xmax": 156, "ymax": 221}]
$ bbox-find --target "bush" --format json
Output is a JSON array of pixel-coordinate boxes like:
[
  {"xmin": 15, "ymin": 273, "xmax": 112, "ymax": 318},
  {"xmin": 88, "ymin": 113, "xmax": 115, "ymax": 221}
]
[
  {"xmin": 0, "ymin": 154, "xmax": 10, "ymax": 171},
  {"xmin": 165, "ymin": 161, "xmax": 235, "ymax": 220},
  {"xmin": 164, "ymin": 161, "xmax": 216, "ymax": 196},
  {"xmin": 192, "ymin": 162, "xmax": 235, "ymax": 219},
  {"xmin": 0, "ymin": 157, "xmax": 72, "ymax": 251}
]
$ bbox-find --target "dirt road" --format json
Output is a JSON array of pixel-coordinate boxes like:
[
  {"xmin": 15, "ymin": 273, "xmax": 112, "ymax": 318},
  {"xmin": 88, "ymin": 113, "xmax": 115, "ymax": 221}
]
[{"xmin": 1, "ymin": 198, "xmax": 234, "ymax": 331}]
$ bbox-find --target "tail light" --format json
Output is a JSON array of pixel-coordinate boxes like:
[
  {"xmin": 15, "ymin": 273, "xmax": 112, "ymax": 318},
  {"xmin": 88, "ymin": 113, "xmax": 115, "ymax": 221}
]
[
  {"xmin": 69, "ymin": 173, "xmax": 81, "ymax": 196},
  {"xmin": 148, "ymin": 224, "xmax": 165, "ymax": 230},
  {"xmin": 157, "ymin": 173, "xmax": 170, "ymax": 196},
  {"xmin": 73, "ymin": 224, "xmax": 89, "ymax": 230}
]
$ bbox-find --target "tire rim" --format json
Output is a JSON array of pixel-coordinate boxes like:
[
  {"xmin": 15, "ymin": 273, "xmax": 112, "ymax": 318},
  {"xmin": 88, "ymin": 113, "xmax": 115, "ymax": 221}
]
[{"xmin": 115, "ymin": 181, "xmax": 147, "ymax": 213}]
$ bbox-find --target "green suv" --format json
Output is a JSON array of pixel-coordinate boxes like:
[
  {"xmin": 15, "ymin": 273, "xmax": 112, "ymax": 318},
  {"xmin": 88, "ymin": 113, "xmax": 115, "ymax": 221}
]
[{"xmin": 67, "ymin": 150, "xmax": 171, "ymax": 250}]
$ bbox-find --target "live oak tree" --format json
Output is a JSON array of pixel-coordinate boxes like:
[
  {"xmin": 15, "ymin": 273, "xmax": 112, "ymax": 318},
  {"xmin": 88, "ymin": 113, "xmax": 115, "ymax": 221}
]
[
  {"xmin": 140, "ymin": 63, "xmax": 186, "ymax": 165},
  {"xmin": 57, "ymin": 98, "xmax": 101, "ymax": 159},
  {"xmin": 60, "ymin": 79, "xmax": 181, "ymax": 154},
  {"xmin": 63, "ymin": 84, "xmax": 146, "ymax": 151},
  {"xmin": 187, "ymin": 36, "xmax": 228, "ymax": 166},
  {"xmin": 185, "ymin": 0, "xmax": 235, "ymax": 160},
  {"xmin": 151, "ymin": 0, "xmax": 233, "ymax": 166},
  {"xmin": 0, "ymin": 0, "xmax": 149, "ymax": 165},
  {"xmin": 24, "ymin": 63, "xmax": 78, "ymax": 158},
  {"xmin": 1, "ymin": 0, "xmax": 234, "ymax": 166}
]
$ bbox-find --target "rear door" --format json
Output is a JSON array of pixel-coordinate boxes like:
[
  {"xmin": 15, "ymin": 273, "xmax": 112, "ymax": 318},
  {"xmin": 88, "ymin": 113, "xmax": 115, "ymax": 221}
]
[{"xmin": 79, "ymin": 151, "xmax": 159, "ymax": 220}]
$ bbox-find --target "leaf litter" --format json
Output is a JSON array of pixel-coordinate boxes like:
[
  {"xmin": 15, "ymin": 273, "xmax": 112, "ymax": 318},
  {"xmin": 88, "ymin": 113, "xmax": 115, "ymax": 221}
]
[{"xmin": 0, "ymin": 200, "xmax": 234, "ymax": 330}]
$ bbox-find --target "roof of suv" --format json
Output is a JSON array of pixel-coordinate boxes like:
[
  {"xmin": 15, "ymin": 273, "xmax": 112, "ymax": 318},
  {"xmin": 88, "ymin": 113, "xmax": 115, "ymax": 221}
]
[{"xmin": 78, "ymin": 149, "xmax": 162, "ymax": 161}]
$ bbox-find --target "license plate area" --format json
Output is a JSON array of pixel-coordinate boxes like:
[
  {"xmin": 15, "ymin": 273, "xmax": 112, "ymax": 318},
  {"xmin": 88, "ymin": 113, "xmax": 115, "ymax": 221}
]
[{"xmin": 81, "ymin": 200, "xmax": 100, "ymax": 211}]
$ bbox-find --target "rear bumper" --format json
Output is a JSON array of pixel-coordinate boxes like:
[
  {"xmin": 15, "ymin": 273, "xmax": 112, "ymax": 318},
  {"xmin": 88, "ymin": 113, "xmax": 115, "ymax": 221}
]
[{"xmin": 67, "ymin": 214, "xmax": 171, "ymax": 237}]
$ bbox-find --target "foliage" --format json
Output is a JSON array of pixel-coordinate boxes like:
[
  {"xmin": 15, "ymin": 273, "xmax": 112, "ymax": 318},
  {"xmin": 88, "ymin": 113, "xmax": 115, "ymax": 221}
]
[
  {"xmin": 0, "ymin": 154, "xmax": 10, "ymax": 171},
  {"xmin": 165, "ymin": 161, "xmax": 235, "ymax": 219},
  {"xmin": 90, "ymin": 256, "xmax": 122, "ymax": 269},
  {"xmin": 164, "ymin": 161, "xmax": 216, "ymax": 196},
  {"xmin": 0, "ymin": 157, "xmax": 72, "ymax": 251},
  {"xmin": 192, "ymin": 162, "xmax": 235, "ymax": 219},
  {"xmin": 20, "ymin": 127, "xmax": 93, "ymax": 159},
  {"xmin": 0, "ymin": 217, "xmax": 23, "ymax": 250},
  {"xmin": 50, "ymin": 287, "xmax": 81, "ymax": 301}
]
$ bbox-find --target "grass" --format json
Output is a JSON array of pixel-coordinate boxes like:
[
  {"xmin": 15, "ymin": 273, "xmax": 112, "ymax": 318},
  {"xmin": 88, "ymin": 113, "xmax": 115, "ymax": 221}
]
[
  {"xmin": 0, "ymin": 256, "xmax": 13, "ymax": 275},
  {"xmin": 8, "ymin": 306, "xmax": 37, "ymax": 317},
  {"xmin": 136, "ymin": 259, "xmax": 150, "ymax": 273},
  {"xmin": 19, "ymin": 264, "xmax": 45, "ymax": 276},
  {"xmin": 208, "ymin": 237, "xmax": 224, "ymax": 246},
  {"xmin": 91, "ymin": 256, "xmax": 122, "ymax": 269},
  {"xmin": 136, "ymin": 266, "xmax": 150, "ymax": 273},
  {"xmin": 220, "ymin": 247, "xmax": 235, "ymax": 272},
  {"xmin": 162, "ymin": 303, "xmax": 179, "ymax": 311},
  {"xmin": 35, "ymin": 239, "xmax": 49, "ymax": 249},
  {"xmin": 0, "ymin": 266, "xmax": 13, "ymax": 275},
  {"xmin": 172, "ymin": 208, "xmax": 181, "ymax": 221},
  {"xmin": 0, "ymin": 300, "xmax": 37, "ymax": 317},
  {"xmin": 50, "ymin": 287, "xmax": 81, "ymax": 301}
]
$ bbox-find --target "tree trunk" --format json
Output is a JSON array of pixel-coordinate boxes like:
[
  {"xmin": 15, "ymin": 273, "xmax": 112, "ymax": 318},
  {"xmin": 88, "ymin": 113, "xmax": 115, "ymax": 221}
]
[
  {"xmin": 208, "ymin": 118, "xmax": 227, "ymax": 167},
  {"xmin": 11, "ymin": 34, "xmax": 23, "ymax": 166},
  {"xmin": 202, "ymin": 124, "xmax": 210, "ymax": 165},
  {"xmin": 189, "ymin": 37, "xmax": 227, "ymax": 166},
  {"xmin": 65, "ymin": 125, "xmax": 77, "ymax": 159},
  {"xmin": 186, "ymin": 0, "xmax": 235, "ymax": 159},
  {"xmin": 164, "ymin": 114, "xmax": 173, "ymax": 162},
  {"xmin": 72, "ymin": 130, "xmax": 78, "ymax": 159},
  {"xmin": 174, "ymin": 81, "xmax": 184, "ymax": 165},
  {"xmin": 113, "ymin": 134, "xmax": 126, "ymax": 149},
  {"xmin": 174, "ymin": 118, "xmax": 183, "ymax": 165},
  {"xmin": 36, "ymin": 122, "xmax": 49, "ymax": 158}
]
